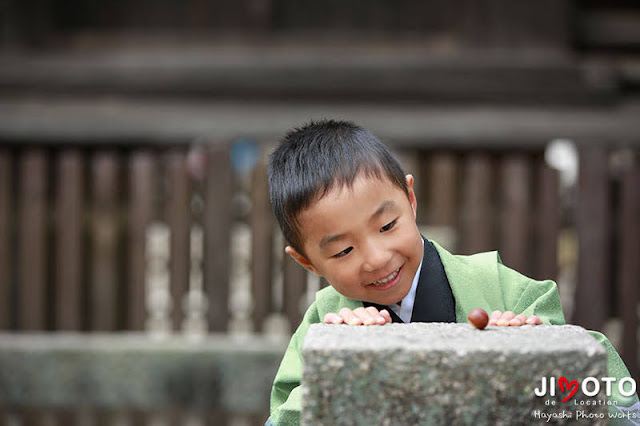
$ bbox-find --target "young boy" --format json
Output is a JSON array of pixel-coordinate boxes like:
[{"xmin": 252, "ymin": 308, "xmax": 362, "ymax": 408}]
[{"xmin": 266, "ymin": 120, "xmax": 638, "ymax": 425}]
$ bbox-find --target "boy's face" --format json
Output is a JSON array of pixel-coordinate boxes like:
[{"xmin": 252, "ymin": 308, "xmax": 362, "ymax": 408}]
[{"xmin": 286, "ymin": 173, "xmax": 424, "ymax": 306}]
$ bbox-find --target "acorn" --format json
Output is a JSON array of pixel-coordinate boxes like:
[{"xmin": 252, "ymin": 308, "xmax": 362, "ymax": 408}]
[{"xmin": 468, "ymin": 308, "xmax": 489, "ymax": 330}]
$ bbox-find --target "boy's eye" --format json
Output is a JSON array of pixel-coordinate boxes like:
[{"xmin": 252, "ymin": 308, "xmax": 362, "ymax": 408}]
[
  {"xmin": 334, "ymin": 247, "xmax": 353, "ymax": 258},
  {"xmin": 380, "ymin": 220, "xmax": 397, "ymax": 232}
]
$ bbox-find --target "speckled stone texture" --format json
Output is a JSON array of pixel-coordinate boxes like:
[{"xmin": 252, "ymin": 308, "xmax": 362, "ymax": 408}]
[{"xmin": 301, "ymin": 323, "xmax": 607, "ymax": 426}]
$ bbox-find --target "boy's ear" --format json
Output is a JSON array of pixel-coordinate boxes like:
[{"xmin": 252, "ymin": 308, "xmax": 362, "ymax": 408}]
[
  {"xmin": 405, "ymin": 174, "xmax": 418, "ymax": 219},
  {"xmin": 285, "ymin": 246, "xmax": 321, "ymax": 275}
]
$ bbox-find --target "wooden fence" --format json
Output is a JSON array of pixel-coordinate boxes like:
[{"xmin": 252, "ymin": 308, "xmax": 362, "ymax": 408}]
[
  {"xmin": 573, "ymin": 146, "xmax": 640, "ymax": 379},
  {"xmin": 0, "ymin": 143, "xmax": 561, "ymax": 334},
  {"xmin": 0, "ymin": 144, "xmax": 232, "ymax": 334}
]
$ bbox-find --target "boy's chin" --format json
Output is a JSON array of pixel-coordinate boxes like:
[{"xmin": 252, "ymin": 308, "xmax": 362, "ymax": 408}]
[
  {"xmin": 367, "ymin": 296, "xmax": 404, "ymax": 306},
  {"xmin": 362, "ymin": 287, "xmax": 410, "ymax": 306}
]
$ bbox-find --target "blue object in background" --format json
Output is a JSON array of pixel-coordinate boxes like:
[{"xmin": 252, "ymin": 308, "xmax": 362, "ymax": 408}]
[{"xmin": 231, "ymin": 138, "xmax": 259, "ymax": 175}]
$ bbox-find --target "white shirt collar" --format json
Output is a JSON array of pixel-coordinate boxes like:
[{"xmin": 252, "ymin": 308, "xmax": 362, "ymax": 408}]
[{"xmin": 388, "ymin": 240, "xmax": 424, "ymax": 323}]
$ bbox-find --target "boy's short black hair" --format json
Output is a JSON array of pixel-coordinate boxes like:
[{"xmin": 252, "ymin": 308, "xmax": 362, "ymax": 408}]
[{"xmin": 268, "ymin": 119, "xmax": 409, "ymax": 255}]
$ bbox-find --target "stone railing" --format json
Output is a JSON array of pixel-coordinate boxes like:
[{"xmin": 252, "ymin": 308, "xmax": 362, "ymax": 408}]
[{"xmin": 0, "ymin": 333, "xmax": 287, "ymax": 425}]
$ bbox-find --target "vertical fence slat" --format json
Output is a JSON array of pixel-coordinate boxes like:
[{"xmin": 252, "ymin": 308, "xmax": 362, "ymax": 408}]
[
  {"xmin": 573, "ymin": 146, "xmax": 610, "ymax": 330},
  {"xmin": 18, "ymin": 149, "xmax": 48, "ymax": 330},
  {"xmin": 416, "ymin": 151, "xmax": 430, "ymax": 225},
  {"xmin": 428, "ymin": 152, "xmax": 458, "ymax": 227},
  {"xmin": 91, "ymin": 151, "xmax": 120, "ymax": 331},
  {"xmin": 499, "ymin": 154, "xmax": 531, "ymax": 275},
  {"xmin": 283, "ymin": 255, "xmax": 306, "ymax": 332},
  {"xmin": 128, "ymin": 151, "xmax": 155, "ymax": 330},
  {"xmin": 166, "ymin": 150, "xmax": 191, "ymax": 331},
  {"xmin": 618, "ymin": 154, "xmax": 639, "ymax": 379},
  {"xmin": 251, "ymin": 160, "xmax": 274, "ymax": 333},
  {"xmin": 535, "ymin": 159, "xmax": 559, "ymax": 280},
  {"xmin": 55, "ymin": 150, "xmax": 84, "ymax": 330},
  {"xmin": 459, "ymin": 153, "xmax": 493, "ymax": 254},
  {"xmin": 203, "ymin": 141, "xmax": 232, "ymax": 332},
  {"xmin": 0, "ymin": 150, "xmax": 11, "ymax": 329}
]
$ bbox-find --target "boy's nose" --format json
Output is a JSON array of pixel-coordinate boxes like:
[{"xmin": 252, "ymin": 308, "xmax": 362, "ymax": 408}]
[{"xmin": 361, "ymin": 242, "xmax": 392, "ymax": 273}]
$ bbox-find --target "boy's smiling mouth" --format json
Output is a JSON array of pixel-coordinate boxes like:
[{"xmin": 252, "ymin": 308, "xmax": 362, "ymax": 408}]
[{"xmin": 367, "ymin": 265, "xmax": 403, "ymax": 290}]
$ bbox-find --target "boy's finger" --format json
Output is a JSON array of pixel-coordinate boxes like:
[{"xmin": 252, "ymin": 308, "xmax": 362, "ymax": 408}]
[
  {"xmin": 354, "ymin": 307, "xmax": 376, "ymax": 325},
  {"xmin": 525, "ymin": 315, "xmax": 542, "ymax": 325},
  {"xmin": 496, "ymin": 311, "xmax": 515, "ymax": 326},
  {"xmin": 379, "ymin": 309, "xmax": 392, "ymax": 324},
  {"xmin": 339, "ymin": 307, "xmax": 362, "ymax": 325},
  {"xmin": 509, "ymin": 314, "xmax": 527, "ymax": 326},
  {"xmin": 489, "ymin": 310, "xmax": 502, "ymax": 325},
  {"xmin": 365, "ymin": 306, "xmax": 387, "ymax": 325},
  {"xmin": 323, "ymin": 313, "xmax": 344, "ymax": 324}
]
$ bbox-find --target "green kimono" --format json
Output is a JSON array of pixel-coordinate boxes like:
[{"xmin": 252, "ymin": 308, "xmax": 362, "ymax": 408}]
[{"xmin": 269, "ymin": 240, "xmax": 639, "ymax": 425}]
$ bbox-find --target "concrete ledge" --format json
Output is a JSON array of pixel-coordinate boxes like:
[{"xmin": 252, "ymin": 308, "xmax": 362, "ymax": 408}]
[
  {"xmin": 302, "ymin": 323, "xmax": 607, "ymax": 425},
  {"xmin": 0, "ymin": 332, "xmax": 287, "ymax": 413}
]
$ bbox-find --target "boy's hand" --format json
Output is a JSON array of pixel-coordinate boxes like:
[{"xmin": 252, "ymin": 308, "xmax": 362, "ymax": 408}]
[
  {"xmin": 323, "ymin": 307, "xmax": 392, "ymax": 326},
  {"xmin": 489, "ymin": 310, "xmax": 542, "ymax": 326}
]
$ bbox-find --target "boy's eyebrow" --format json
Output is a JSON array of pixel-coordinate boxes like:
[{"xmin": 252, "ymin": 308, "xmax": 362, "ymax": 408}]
[
  {"xmin": 319, "ymin": 233, "xmax": 346, "ymax": 250},
  {"xmin": 318, "ymin": 200, "xmax": 397, "ymax": 250},
  {"xmin": 370, "ymin": 200, "xmax": 396, "ymax": 222}
]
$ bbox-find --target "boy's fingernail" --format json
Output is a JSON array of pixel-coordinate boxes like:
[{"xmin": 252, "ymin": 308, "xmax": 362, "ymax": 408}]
[
  {"xmin": 349, "ymin": 319, "xmax": 361, "ymax": 325},
  {"xmin": 363, "ymin": 319, "xmax": 373, "ymax": 325},
  {"xmin": 332, "ymin": 318, "xmax": 341, "ymax": 324}
]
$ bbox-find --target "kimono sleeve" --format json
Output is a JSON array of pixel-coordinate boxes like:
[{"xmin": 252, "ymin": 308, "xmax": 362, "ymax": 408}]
[
  {"xmin": 496, "ymin": 262, "xmax": 566, "ymax": 326},
  {"xmin": 268, "ymin": 300, "xmax": 321, "ymax": 425},
  {"xmin": 587, "ymin": 330, "xmax": 640, "ymax": 421},
  {"xmin": 497, "ymin": 263, "xmax": 639, "ymax": 419}
]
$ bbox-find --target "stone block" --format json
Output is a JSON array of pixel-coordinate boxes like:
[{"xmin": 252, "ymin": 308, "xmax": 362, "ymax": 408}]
[
  {"xmin": 302, "ymin": 323, "xmax": 607, "ymax": 425},
  {"xmin": 0, "ymin": 332, "xmax": 287, "ymax": 413}
]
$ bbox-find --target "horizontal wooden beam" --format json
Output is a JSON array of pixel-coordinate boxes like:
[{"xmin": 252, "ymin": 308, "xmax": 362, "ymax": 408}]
[
  {"xmin": 0, "ymin": 47, "xmax": 605, "ymax": 102},
  {"xmin": 2, "ymin": 98, "xmax": 640, "ymax": 148}
]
